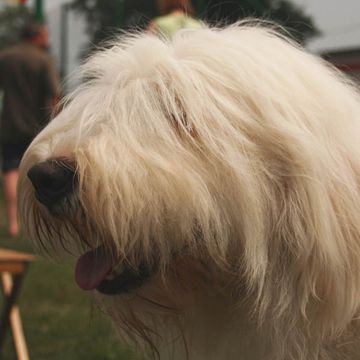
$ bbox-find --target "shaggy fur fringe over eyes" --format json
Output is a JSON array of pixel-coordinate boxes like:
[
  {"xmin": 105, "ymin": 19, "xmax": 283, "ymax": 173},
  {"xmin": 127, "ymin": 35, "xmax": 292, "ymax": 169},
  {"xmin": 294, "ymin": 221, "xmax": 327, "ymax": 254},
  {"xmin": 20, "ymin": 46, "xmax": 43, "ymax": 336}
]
[{"xmin": 18, "ymin": 21, "xmax": 360, "ymax": 359}]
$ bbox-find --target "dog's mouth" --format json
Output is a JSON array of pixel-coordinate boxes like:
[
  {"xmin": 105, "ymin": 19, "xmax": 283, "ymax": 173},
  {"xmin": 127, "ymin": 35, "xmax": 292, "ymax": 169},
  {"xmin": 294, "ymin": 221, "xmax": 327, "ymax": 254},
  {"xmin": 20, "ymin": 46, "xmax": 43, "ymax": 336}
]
[{"xmin": 75, "ymin": 246, "xmax": 154, "ymax": 295}]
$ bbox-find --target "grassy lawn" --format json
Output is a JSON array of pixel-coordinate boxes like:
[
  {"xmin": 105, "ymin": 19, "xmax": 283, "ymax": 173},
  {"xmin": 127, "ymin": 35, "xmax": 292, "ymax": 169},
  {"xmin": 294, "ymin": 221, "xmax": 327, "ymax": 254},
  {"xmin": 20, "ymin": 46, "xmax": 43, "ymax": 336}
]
[{"xmin": 0, "ymin": 186, "xmax": 140, "ymax": 359}]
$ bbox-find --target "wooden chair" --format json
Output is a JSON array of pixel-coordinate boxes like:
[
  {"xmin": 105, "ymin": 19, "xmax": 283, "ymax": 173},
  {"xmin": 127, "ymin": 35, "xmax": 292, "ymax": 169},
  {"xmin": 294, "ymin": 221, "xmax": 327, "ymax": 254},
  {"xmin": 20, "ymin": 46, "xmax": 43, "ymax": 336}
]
[{"xmin": 0, "ymin": 248, "xmax": 36, "ymax": 360}]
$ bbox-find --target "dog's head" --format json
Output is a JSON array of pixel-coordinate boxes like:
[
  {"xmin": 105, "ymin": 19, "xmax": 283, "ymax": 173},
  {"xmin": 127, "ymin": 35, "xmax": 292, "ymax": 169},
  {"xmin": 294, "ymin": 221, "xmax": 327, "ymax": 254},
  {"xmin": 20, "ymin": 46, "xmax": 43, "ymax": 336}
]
[{"xmin": 18, "ymin": 23, "xmax": 360, "ymax": 358}]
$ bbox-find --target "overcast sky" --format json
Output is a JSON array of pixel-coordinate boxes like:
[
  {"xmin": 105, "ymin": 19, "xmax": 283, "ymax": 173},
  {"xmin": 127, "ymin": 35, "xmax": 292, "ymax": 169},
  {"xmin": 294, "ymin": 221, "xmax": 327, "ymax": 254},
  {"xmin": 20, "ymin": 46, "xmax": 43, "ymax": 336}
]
[{"xmin": 292, "ymin": 0, "xmax": 360, "ymax": 51}]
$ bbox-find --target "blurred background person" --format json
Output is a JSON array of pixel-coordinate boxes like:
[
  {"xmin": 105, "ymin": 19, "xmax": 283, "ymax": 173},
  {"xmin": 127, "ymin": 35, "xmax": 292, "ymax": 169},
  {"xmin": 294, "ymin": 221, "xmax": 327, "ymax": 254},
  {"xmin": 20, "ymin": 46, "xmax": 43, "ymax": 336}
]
[
  {"xmin": 149, "ymin": 0, "xmax": 203, "ymax": 39},
  {"xmin": 0, "ymin": 21, "xmax": 60, "ymax": 238}
]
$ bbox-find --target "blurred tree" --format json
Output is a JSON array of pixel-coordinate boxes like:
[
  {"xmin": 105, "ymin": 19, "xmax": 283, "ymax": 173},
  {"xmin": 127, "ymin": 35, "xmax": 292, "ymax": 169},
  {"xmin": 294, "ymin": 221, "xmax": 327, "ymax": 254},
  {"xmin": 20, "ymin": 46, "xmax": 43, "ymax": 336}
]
[
  {"xmin": 71, "ymin": 0, "xmax": 319, "ymax": 54},
  {"xmin": 200, "ymin": 0, "xmax": 319, "ymax": 44},
  {"xmin": 0, "ymin": 5, "xmax": 31, "ymax": 50}
]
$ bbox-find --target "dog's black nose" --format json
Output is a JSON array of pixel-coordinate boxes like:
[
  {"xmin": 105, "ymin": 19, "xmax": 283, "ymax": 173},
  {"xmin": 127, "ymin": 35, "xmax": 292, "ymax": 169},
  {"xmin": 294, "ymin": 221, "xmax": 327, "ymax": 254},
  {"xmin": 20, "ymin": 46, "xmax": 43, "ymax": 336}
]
[{"xmin": 27, "ymin": 159, "xmax": 76, "ymax": 208}]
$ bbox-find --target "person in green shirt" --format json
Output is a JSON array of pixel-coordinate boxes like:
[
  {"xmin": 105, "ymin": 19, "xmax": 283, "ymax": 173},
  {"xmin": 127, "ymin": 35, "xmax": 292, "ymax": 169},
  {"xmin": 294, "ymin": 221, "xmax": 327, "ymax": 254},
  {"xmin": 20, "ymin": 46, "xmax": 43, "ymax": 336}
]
[{"xmin": 149, "ymin": 0, "xmax": 204, "ymax": 39}]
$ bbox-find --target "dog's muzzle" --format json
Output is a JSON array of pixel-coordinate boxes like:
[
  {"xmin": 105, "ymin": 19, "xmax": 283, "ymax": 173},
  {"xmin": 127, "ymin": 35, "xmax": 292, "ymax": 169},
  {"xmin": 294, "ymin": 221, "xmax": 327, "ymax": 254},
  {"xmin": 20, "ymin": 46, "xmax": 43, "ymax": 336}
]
[
  {"xmin": 27, "ymin": 159, "xmax": 76, "ymax": 209},
  {"xmin": 27, "ymin": 159, "xmax": 157, "ymax": 295}
]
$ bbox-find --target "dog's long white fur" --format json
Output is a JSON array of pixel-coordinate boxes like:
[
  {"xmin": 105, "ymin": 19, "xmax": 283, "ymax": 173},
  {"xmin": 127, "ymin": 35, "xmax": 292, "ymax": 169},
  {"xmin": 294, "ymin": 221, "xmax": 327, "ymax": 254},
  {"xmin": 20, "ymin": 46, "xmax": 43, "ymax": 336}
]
[{"xmin": 18, "ymin": 22, "xmax": 360, "ymax": 359}]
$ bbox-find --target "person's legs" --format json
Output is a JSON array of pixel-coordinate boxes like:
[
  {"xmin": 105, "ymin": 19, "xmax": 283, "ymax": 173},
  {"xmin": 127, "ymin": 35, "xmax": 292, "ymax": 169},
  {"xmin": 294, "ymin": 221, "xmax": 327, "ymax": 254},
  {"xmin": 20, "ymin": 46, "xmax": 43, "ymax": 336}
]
[
  {"xmin": 1, "ymin": 141, "xmax": 30, "ymax": 238},
  {"xmin": 3, "ymin": 169, "xmax": 19, "ymax": 237}
]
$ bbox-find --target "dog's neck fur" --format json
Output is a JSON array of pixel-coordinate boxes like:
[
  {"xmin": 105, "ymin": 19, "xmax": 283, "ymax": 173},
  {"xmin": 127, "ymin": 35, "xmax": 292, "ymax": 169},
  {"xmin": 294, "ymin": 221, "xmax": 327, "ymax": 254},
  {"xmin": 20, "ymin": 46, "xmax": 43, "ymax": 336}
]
[
  {"xmin": 165, "ymin": 294, "xmax": 270, "ymax": 360},
  {"xmin": 109, "ymin": 278, "xmax": 360, "ymax": 360},
  {"xmin": 154, "ymin": 296, "xmax": 360, "ymax": 360}
]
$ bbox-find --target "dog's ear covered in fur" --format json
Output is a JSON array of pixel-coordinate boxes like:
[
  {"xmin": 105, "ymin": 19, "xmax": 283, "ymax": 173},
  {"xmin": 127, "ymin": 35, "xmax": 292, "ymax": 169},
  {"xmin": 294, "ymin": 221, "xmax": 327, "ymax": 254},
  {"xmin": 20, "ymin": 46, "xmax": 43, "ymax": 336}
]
[{"xmin": 18, "ymin": 21, "xmax": 360, "ymax": 359}]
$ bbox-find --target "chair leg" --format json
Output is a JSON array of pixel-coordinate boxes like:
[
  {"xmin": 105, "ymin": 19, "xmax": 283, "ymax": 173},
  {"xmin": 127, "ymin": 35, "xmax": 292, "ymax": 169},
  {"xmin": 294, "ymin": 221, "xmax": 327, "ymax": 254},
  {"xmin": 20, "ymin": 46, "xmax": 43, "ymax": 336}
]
[{"xmin": 0, "ymin": 272, "xmax": 29, "ymax": 360}]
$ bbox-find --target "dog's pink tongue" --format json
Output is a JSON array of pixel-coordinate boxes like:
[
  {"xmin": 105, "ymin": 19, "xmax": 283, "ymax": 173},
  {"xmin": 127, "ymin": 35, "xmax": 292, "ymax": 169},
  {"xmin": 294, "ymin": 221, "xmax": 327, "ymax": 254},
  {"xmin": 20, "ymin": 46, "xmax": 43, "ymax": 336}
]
[{"xmin": 75, "ymin": 250, "xmax": 112, "ymax": 290}]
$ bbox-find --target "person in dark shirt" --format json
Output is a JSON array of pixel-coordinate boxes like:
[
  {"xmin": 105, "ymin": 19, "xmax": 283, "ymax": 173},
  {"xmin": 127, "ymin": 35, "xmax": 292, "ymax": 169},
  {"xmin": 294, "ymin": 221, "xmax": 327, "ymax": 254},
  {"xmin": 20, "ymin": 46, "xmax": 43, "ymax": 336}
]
[{"xmin": 0, "ymin": 21, "xmax": 60, "ymax": 237}]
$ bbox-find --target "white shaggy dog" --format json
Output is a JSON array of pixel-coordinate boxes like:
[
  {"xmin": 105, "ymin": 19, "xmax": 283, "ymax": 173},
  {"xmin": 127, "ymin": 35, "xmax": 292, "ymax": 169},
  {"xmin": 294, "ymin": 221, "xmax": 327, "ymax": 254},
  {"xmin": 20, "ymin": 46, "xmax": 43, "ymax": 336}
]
[{"xmin": 18, "ymin": 22, "xmax": 360, "ymax": 360}]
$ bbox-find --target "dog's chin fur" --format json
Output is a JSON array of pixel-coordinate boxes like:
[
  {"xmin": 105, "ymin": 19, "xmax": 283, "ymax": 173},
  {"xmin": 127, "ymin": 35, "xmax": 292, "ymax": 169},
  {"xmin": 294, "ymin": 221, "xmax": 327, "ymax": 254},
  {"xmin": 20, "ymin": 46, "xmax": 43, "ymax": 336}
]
[{"xmin": 18, "ymin": 21, "xmax": 360, "ymax": 359}]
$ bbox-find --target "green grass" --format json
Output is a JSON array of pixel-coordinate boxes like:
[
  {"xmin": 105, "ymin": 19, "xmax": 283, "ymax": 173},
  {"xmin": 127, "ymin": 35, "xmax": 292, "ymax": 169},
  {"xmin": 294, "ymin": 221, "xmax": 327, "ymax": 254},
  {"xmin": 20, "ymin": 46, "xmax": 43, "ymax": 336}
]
[{"xmin": 0, "ymin": 187, "xmax": 139, "ymax": 359}]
